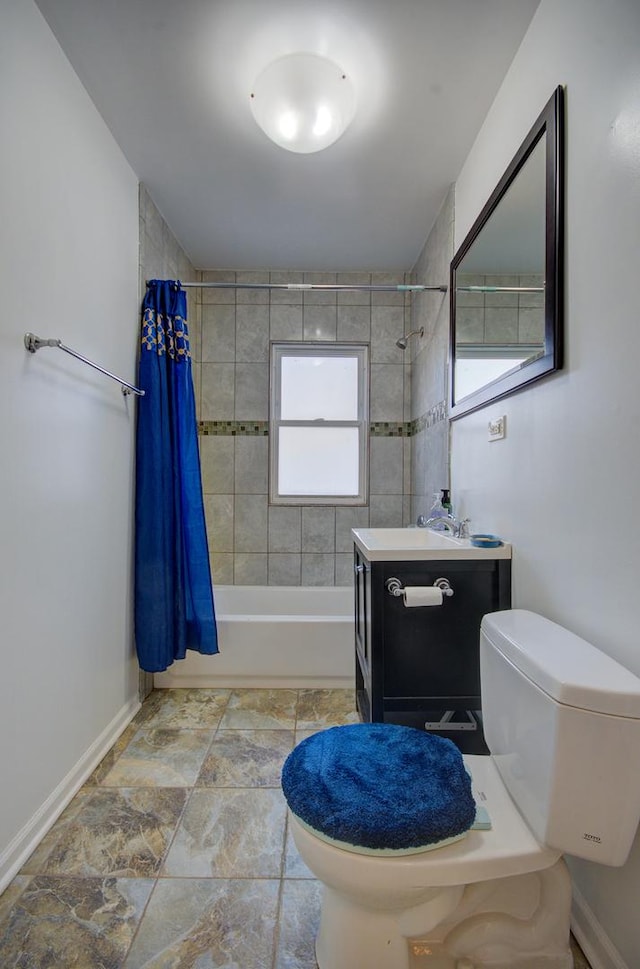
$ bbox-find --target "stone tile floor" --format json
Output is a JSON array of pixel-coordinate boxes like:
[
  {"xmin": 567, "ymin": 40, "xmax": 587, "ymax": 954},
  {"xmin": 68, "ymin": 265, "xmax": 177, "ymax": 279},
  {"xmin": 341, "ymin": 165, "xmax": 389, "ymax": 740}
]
[{"xmin": 0, "ymin": 688, "xmax": 592, "ymax": 968}]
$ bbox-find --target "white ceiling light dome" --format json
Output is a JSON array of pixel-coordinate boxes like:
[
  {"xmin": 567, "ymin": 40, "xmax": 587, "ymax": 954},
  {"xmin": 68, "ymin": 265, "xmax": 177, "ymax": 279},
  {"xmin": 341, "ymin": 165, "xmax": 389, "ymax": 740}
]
[{"xmin": 250, "ymin": 53, "xmax": 356, "ymax": 154}]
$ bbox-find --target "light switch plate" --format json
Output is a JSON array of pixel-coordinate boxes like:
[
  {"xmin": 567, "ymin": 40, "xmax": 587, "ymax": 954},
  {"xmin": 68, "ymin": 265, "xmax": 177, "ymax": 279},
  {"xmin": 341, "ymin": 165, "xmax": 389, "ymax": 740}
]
[{"xmin": 488, "ymin": 415, "xmax": 506, "ymax": 441}]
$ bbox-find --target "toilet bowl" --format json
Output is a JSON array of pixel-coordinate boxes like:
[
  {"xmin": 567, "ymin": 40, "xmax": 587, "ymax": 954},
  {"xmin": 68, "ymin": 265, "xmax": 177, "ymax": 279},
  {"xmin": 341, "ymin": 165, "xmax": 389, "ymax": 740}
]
[{"xmin": 284, "ymin": 610, "xmax": 640, "ymax": 969}]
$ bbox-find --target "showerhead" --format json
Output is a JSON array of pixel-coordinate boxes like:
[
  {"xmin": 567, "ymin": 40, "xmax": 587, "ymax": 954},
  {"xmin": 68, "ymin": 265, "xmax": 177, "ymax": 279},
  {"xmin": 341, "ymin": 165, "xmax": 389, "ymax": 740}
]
[{"xmin": 395, "ymin": 327, "xmax": 424, "ymax": 350}]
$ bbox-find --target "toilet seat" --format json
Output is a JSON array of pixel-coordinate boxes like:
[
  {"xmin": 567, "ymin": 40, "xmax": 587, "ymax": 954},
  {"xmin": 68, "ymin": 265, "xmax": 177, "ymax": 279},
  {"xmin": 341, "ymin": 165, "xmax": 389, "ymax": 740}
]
[
  {"xmin": 292, "ymin": 813, "xmax": 471, "ymax": 856},
  {"xmin": 282, "ymin": 723, "xmax": 477, "ymax": 852},
  {"xmin": 289, "ymin": 755, "xmax": 561, "ymax": 889}
]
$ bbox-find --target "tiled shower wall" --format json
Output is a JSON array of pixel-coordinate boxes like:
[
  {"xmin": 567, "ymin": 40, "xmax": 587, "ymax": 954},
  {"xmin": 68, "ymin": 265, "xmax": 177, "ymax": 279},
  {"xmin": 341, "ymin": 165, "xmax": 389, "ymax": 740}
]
[
  {"xmin": 139, "ymin": 184, "xmax": 200, "ymax": 304},
  {"xmin": 138, "ymin": 185, "xmax": 461, "ymax": 587},
  {"xmin": 409, "ymin": 187, "xmax": 455, "ymax": 522},
  {"xmin": 194, "ymin": 271, "xmax": 413, "ymax": 586}
]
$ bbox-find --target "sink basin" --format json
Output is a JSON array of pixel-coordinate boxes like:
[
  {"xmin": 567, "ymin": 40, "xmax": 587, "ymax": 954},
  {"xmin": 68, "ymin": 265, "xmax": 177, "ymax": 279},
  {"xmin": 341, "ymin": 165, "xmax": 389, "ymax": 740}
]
[
  {"xmin": 351, "ymin": 527, "xmax": 511, "ymax": 561},
  {"xmin": 355, "ymin": 528, "xmax": 465, "ymax": 548}
]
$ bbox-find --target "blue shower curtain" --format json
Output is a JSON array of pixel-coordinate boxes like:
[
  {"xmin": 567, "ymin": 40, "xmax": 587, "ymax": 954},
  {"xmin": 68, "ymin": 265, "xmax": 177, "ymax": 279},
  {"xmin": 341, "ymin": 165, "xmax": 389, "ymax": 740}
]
[{"xmin": 134, "ymin": 279, "xmax": 218, "ymax": 672}]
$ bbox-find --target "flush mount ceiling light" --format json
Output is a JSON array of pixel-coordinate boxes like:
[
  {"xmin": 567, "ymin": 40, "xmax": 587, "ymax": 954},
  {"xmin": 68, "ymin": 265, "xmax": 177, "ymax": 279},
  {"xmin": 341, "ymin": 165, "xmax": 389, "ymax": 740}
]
[{"xmin": 249, "ymin": 52, "xmax": 356, "ymax": 154}]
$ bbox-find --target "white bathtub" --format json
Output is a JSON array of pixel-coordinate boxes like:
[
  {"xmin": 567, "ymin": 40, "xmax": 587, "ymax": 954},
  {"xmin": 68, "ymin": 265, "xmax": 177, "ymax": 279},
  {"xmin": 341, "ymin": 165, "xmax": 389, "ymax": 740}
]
[{"xmin": 153, "ymin": 585, "xmax": 355, "ymax": 689}]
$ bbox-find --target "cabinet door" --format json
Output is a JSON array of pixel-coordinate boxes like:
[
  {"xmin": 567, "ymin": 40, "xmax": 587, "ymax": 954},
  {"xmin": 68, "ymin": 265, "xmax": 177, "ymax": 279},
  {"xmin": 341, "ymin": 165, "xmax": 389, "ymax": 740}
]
[
  {"xmin": 381, "ymin": 561, "xmax": 498, "ymax": 702},
  {"xmin": 354, "ymin": 548, "xmax": 374, "ymax": 720},
  {"xmin": 354, "ymin": 549, "xmax": 369, "ymax": 672}
]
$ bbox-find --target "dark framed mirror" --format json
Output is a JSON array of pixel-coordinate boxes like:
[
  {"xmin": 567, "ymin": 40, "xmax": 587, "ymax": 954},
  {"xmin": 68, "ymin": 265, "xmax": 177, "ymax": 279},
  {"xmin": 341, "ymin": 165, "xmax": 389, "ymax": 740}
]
[{"xmin": 449, "ymin": 86, "xmax": 564, "ymax": 419}]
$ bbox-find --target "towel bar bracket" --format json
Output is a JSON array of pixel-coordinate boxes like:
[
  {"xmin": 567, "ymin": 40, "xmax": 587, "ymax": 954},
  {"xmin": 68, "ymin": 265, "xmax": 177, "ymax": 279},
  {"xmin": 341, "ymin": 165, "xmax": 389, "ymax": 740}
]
[
  {"xmin": 434, "ymin": 577, "xmax": 454, "ymax": 597},
  {"xmin": 25, "ymin": 333, "xmax": 60, "ymax": 353}
]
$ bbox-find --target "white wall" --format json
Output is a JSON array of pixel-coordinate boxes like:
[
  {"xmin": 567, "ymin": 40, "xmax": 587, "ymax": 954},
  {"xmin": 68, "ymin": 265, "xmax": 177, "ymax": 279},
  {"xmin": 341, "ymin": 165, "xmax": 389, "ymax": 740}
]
[
  {"xmin": 0, "ymin": 0, "xmax": 140, "ymax": 887},
  {"xmin": 451, "ymin": 0, "xmax": 640, "ymax": 964}
]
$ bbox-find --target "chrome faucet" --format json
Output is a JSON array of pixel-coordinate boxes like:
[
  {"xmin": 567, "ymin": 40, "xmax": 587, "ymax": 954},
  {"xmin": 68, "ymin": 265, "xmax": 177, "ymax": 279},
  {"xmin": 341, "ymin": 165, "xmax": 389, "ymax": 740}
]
[{"xmin": 416, "ymin": 515, "xmax": 471, "ymax": 539}]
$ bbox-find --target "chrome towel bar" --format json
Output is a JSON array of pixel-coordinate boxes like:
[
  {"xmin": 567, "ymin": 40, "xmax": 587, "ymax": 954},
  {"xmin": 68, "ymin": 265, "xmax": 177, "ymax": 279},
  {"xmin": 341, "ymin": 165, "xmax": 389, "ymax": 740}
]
[{"xmin": 24, "ymin": 332, "xmax": 144, "ymax": 397}]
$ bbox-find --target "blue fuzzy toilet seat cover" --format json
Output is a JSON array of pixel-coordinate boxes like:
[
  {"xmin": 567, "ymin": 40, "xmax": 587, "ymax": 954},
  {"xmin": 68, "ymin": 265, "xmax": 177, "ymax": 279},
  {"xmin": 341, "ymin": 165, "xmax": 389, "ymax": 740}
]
[{"xmin": 281, "ymin": 723, "xmax": 476, "ymax": 854}]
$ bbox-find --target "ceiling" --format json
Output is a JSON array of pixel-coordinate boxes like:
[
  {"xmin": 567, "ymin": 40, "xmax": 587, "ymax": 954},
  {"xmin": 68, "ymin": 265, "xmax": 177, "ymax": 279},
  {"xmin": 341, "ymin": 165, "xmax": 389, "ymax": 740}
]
[{"xmin": 35, "ymin": 0, "xmax": 541, "ymax": 272}]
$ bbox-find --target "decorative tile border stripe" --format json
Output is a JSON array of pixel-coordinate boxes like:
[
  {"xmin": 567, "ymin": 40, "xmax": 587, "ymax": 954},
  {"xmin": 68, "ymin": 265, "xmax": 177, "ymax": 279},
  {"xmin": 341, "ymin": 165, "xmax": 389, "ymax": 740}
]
[
  {"xmin": 369, "ymin": 422, "xmax": 410, "ymax": 437},
  {"xmin": 410, "ymin": 400, "xmax": 447, "ymax": 436},
  {"xmin": 198, "ymin": 410, "xmax": 446, "ymax": 438},
  {"xmin": 199, "ymin": 420, "xmax": 412, "ymax": 437},
  {"xmin": 198, "ymin": 421, "xmax": 269, "ymax": 436}
]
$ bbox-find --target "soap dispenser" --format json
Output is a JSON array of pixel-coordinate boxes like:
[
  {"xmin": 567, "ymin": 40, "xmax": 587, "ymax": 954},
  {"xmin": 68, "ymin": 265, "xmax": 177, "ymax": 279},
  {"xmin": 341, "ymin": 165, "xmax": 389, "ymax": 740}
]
[
  {"xmin": 427, "ymin": 492, "xmax": 447, "ymax": 529},
  {"xmin": 441, "ymin": 489, "xmax": 452, "ymax": 516}
]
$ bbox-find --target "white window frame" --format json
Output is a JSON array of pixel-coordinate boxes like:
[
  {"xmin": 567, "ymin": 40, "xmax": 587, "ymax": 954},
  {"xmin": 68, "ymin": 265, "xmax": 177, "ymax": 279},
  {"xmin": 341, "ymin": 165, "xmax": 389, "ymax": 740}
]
[{"xmin": 269, "ymin": 342, "xmax": 369, "ymax": 505}]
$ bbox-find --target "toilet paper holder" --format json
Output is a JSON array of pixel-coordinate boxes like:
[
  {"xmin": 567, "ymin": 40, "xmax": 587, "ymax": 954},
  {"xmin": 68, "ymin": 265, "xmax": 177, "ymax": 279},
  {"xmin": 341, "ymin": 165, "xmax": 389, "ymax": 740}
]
[{"xmin": 385, "ymin": 577, "xmax": 454, "ymax": 598}]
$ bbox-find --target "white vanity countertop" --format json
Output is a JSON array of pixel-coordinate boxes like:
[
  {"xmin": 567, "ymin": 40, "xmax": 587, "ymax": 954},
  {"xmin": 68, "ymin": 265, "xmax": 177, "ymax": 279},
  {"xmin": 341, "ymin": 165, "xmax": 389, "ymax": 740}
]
[{"xmin": 351, "ymin": 528, "xmax": 512, "ymax": 562}]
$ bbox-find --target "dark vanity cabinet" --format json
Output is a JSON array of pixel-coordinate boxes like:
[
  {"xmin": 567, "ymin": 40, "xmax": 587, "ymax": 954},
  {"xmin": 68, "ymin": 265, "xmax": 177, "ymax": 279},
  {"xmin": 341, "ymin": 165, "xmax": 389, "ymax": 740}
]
[{"xmin": 354, "ymin": 545, "xmax": 511, "ymax": 753}]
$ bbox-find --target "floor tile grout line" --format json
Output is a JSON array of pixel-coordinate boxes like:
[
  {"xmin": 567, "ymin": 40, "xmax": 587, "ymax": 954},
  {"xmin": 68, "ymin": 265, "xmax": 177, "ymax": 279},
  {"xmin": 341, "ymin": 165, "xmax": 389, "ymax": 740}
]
[
  {"xmin": 272, "ymin": 869, "xmax": 287, "ymax": 969},
  {"xmin": 3, "ymin": 687, "xmax": 594, "ymax": 967},
  {"xmin": 119, "ymin": 688, "xmax": 231, "ymax": 965},
  {"xmin": 120, "ymin": 870, "xmax": 162, "ymax": 967},
  {"xmin": 3, "ymin": 689, "xmax": 366, "ymax": 969},
  {"xmin": 9, "ymin": 871, "xmax": 297, "ymax": 882}
]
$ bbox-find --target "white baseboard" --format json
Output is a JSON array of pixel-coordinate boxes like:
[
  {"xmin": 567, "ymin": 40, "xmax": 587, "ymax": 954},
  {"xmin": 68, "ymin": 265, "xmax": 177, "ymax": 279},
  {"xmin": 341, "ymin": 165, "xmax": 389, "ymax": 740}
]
[
  {"xmin": 0, "ymin": 695, "xmax": 141, "ymax": 895},
  {"xmin": 153, "ymin": 671, "xmax": 354, "ymax": 689},
  {"xmin": 571, "ymin": 883, "xmax": 629, "ymax": 969}
]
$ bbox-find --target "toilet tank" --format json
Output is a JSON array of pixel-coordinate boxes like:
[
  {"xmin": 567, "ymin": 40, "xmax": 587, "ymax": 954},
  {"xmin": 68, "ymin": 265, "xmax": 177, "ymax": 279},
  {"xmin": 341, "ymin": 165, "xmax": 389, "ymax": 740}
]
[{"xmin": 481, "ymin": 609, "xmax": 640, "ymax": 866}]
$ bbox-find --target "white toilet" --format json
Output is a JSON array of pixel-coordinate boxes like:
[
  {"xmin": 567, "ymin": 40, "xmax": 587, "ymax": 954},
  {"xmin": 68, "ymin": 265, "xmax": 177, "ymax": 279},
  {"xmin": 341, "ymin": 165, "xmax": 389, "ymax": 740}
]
[{"xmin": 287, "ymin": 609, "xmax": 640, "ymax": 969}]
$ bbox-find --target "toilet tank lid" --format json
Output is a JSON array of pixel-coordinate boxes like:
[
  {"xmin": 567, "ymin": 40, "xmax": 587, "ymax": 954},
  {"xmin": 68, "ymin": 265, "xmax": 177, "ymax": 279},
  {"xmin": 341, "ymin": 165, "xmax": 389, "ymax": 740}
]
[{"xmin": 481, "ymin": 610, "xmax": 640, "ymax": 718}]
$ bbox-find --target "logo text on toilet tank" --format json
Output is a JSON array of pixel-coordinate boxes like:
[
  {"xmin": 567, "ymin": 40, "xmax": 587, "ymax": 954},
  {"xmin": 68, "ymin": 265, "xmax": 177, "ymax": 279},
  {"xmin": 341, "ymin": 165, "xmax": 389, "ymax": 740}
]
[{"xmin": 582, "ymin": 832, "xmax": 602, "ymax": 843}]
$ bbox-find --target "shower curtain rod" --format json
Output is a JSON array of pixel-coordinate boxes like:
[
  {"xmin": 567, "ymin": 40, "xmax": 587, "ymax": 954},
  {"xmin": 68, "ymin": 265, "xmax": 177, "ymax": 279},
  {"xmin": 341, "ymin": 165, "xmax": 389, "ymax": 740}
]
[
  {"xmin": 165, "ymin": 281, "xmax": 448, "ymax": 293},
  {"xmin": 456, "ymin": 285, "xmax": 544, "ymax": 293},
  {"xmin": 24, "ymin": 333, "xmax": 145, "ymax": 397}
]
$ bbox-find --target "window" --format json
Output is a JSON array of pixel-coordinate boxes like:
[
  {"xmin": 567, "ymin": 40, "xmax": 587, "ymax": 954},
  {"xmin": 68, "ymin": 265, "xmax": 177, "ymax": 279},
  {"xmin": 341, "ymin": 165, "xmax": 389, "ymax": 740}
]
[
  {"xmin": 270, "ymin": 343, "xmax": 369, "ymax": 505},
  {"xmin": 454, "ymin": 344, "xmax": 540, "ymax": 401}
]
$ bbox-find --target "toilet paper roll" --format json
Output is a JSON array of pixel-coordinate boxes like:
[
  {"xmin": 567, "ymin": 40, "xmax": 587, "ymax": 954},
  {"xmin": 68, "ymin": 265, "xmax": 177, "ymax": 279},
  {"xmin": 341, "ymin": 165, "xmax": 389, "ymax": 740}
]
[{"xmin": 402, "ymin": 586, "xmax": 443, "ymax": 607}]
